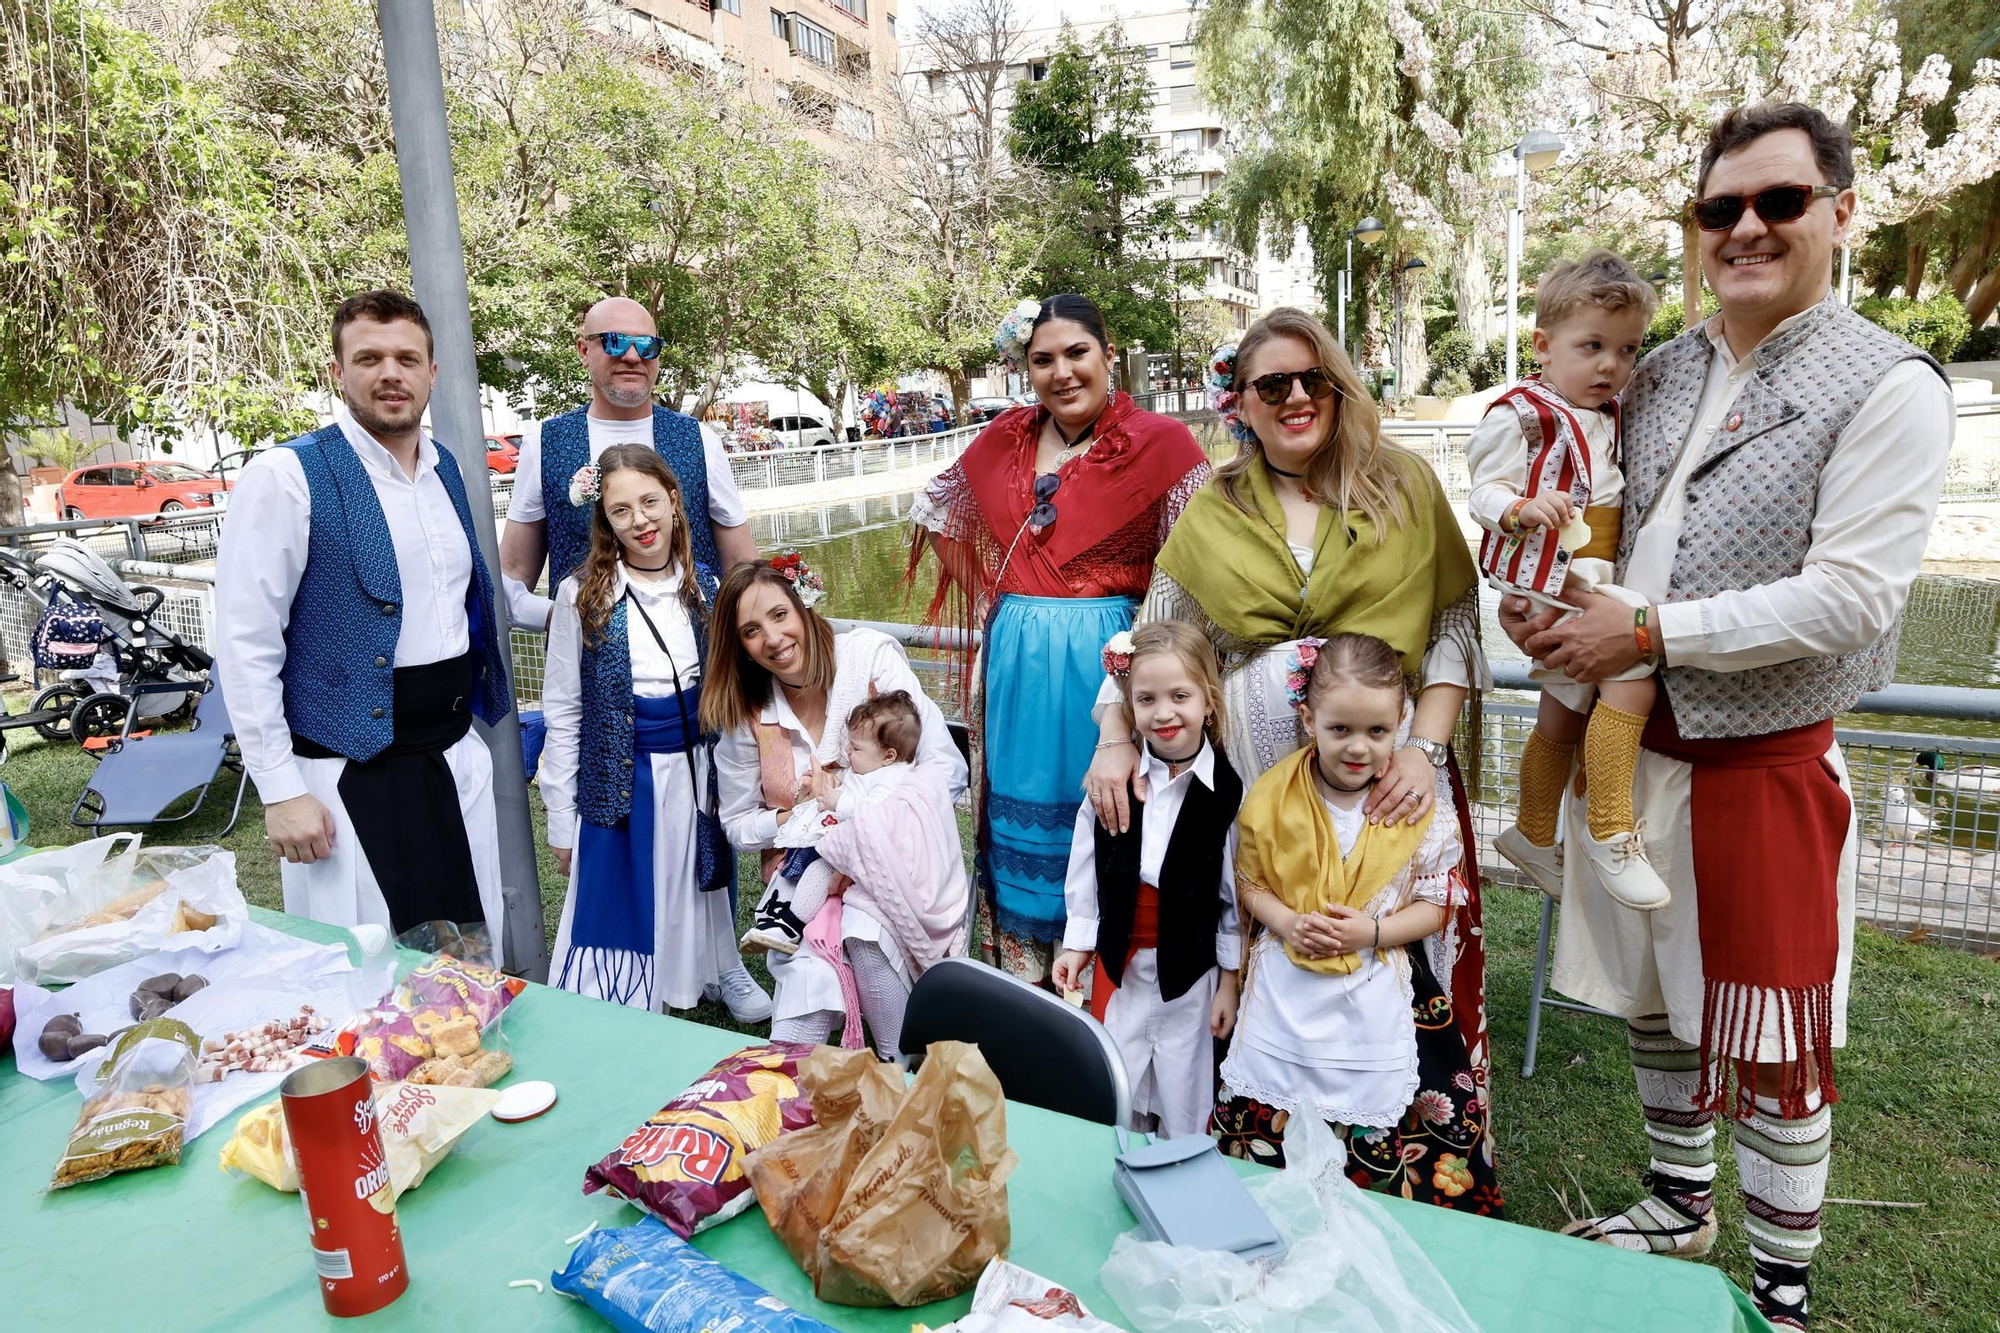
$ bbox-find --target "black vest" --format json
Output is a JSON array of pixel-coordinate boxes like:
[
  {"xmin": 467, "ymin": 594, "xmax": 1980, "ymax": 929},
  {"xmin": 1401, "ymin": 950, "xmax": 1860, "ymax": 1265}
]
[{"xmin": 1092, "ymin": 746, "xmax": 1244, "ymax": 1002}]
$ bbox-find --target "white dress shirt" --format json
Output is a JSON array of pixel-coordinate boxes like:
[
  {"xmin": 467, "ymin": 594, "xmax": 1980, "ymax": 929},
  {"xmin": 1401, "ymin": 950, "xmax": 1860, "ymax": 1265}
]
[
  {"xmin": 1059, "ymin": 738, "xmax": 1242, "ymax": 970},
  {"xmin": 540, "ymin": 565, "xmax": 702, "ymax": 850},
  {"xmin": 503, "ymin": 414, "xmax": 748, "ymax": 628},
  {"xmin": 215, "ymin": 405, "xmax": 476, "ymax": 806},
  {"xmin": 1633, "ymin": 312, "xmax": 1956, "ymax": 671}
]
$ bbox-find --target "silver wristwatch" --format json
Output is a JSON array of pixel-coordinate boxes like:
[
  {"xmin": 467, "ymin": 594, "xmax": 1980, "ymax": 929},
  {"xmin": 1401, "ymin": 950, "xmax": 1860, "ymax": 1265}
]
[{"xmin": 1403, "ymin": 737, "xmax": 1449, "ymax": 768}]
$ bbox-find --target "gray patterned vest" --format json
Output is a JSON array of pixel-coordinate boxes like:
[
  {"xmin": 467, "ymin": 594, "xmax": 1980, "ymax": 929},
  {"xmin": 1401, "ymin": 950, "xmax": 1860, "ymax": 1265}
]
[{"xmin": 1617, "ymin": 298, "xmax": 1944, "ymax": 738}]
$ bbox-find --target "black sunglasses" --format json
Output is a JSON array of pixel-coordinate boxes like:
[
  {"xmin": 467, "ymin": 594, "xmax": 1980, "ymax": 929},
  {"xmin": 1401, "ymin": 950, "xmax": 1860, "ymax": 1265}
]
[
  {"xmin": 1689, "ymin": 184, "xmax": 1839, "ymax": 233},
  {"xmin": 1247, "ymin": 367, "xmax": 1339, "ymax": 406},
  {"xmin": 1028, "ymin": 472, "xmax": 1061, "ymax": 532},
  {"xmin": 590, "ymin": 331, "xmax": 664, "ymax": 360}
]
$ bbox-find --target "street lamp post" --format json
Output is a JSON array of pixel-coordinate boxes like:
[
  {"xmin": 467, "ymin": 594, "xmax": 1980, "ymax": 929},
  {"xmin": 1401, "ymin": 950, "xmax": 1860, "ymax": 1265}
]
[
  {"xmin": 1341, "ymin": 216, "xmax": 1386, "ymax": 362},
  {"xmin": 1394, "ymin": 256, "xmax": 1427, "ymax": 407},
  {"xmin": 1505, "ymin": 128, "xmax": 1565, "ymax": 386}
]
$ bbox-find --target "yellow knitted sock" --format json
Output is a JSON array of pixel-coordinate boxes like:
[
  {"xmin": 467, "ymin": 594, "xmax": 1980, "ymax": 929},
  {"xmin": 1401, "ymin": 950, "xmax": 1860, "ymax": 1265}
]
[
  {"xmin": 1585, "ymin": 702, "xmax": 1649, "ymax": 841},
  {"xmin": 1516, "ymin": 730, "xmax": 1575, "ymax": 848}
]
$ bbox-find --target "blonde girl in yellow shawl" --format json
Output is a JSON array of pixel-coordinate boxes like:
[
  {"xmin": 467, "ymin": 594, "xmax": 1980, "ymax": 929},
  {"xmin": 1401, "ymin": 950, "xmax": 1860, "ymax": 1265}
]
[{"xmin": 1216, "ymin": 634, "xmax": 1502, "ymax": 1214}]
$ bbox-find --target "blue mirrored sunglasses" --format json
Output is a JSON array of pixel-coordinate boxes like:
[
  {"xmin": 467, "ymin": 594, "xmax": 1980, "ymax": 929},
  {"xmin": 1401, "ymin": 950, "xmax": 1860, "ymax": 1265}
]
[{"xmin": 591, "ymin": 331, "xmax": 664, "ymax": 361}]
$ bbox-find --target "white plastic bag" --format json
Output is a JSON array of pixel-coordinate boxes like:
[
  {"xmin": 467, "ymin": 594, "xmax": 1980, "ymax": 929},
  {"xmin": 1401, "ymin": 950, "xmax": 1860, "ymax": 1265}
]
[
  {"xmin": 1099, "ymin": 1114, "xmax": 1479, "ymax": 1333},
  {"xmin": 0, "ymin": 836, "xmax": 140, "ymax": 983},
  {"xmin": 11, "ymin": 841, "xmax": 245, "ymax": 985}
]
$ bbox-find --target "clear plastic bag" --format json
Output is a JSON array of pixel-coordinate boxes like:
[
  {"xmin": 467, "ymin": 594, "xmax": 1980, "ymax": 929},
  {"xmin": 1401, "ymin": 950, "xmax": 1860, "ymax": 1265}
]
[{"xmin": 1099, "ymin": 1114, "xmax": 1478, "ymax": 1333}]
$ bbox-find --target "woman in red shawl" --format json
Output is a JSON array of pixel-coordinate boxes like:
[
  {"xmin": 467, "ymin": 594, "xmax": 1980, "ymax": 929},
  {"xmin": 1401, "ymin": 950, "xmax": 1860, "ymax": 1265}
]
[{"xmin": 908, "ymin": 294, "xmax": 1210, "ymax": 982}]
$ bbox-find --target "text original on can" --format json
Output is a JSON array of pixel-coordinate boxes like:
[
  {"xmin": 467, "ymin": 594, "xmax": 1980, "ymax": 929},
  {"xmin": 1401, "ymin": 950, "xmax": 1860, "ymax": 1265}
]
[{"xmin": 280, "ymin": 1056, "xmax": 409, "ymax": 1316}]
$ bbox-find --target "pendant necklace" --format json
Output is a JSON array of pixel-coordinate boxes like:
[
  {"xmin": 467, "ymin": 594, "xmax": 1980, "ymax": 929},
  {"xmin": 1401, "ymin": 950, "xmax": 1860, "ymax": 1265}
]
[{"xmin": 1049, "ymin": 411, "xmax": 1102, "ymax": 469}]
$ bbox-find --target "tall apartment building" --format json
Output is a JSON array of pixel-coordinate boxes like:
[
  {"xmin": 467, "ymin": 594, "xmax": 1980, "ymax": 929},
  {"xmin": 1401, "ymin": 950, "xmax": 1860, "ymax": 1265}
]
[
  {"xmin": 902, "ymin": 3, "xmax": 1262, "ymax": 371},
  {"xmin": 610, "ymin": 0, "xmax": 902, "ymax": 148}
]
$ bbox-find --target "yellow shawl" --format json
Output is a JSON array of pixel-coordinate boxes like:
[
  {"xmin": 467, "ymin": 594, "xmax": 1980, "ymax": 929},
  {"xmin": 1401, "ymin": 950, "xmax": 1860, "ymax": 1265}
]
[
  {"xmin": 1154, "ymin": 449, "xmax": 1473, "ymax": 677},
  {"xmin": 1234, "ymin": 746, "xmax": 1432, "ymax": 975}
]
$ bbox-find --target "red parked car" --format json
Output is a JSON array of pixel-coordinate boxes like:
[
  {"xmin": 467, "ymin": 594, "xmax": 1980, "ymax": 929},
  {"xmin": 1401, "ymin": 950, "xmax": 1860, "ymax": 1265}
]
[
  {"xmin": 486, "ymin": 434, "xmax": 522, "ymax": 473},
  {"xmin": 59, "ymin": 461, "xmax": 232, "ymax": 520}
]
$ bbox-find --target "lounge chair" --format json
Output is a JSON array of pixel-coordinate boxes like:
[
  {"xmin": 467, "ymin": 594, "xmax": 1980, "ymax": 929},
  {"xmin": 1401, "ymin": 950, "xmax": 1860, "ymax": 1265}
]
[{"xmin": 70, "ymin": 679, "xmax": 248, "ymax": 835}]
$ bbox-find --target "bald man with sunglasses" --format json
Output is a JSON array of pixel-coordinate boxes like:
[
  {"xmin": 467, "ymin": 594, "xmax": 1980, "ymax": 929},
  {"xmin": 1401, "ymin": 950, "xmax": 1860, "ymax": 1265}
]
[
  {"xmin": 1501, "ymin": 104, "xmax": 1954, "ymax": 1331},
  {"xmin": 499, "ymin": 298, "xmax": 759, "ymax": 631}
]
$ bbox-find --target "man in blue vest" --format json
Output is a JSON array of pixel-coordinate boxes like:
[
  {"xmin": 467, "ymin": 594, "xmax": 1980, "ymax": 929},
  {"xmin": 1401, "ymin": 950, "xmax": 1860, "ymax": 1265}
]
[
  {"xmin": 499, "ymin": 297, "xmax": 759, "ymax": 630},
  {"xmin": 216, "ymin": 290, "xmax": 512, "ymax": 942}
]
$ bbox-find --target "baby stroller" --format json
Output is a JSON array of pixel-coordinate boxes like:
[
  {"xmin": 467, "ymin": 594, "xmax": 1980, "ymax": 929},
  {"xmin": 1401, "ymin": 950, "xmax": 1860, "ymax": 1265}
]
[{"xmin": 0, "ymin": 539, "xmax": 211, "ymax": 754}]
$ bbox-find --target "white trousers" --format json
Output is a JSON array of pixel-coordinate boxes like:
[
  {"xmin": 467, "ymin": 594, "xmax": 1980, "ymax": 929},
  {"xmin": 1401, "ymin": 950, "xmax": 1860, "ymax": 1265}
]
[{"xmin": 1103, "ymin": 948, "xmax": 1218, "ymax": 1140}]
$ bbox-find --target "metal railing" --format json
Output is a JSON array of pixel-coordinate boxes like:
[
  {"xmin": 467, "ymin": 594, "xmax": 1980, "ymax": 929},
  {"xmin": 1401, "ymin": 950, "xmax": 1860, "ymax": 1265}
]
[{"xmin": 718, "ymin": 423, "xmax": 982, "ymax": 493}]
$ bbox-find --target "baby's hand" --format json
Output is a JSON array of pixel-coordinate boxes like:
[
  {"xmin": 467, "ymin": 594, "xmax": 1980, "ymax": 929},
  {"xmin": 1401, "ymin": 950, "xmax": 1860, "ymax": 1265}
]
[
  {"xmin": 1051, "ymin": 949, "xmax": 1092, "ymax": 995},
  {"xmin": 1516, "ymin": 493, "xmax": 1575, "ymax": 532},
  {"xmin": 1321, "ymin": 903, "xmax": 1376, "ymax": 955},
  {"xmin": 808, "ymin": 765, "xmax": 844, "ymax": 804}
]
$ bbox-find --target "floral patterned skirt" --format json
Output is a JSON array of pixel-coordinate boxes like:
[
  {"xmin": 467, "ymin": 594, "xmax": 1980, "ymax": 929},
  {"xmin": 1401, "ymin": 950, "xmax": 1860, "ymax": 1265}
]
[{"xmin": 1210, "ymin": 943, "xmax": 1504, "ymax": 1216}]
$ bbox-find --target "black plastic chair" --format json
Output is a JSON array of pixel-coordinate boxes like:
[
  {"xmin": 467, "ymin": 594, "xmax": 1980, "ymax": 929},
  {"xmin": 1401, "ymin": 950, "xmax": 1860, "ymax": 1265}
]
[{"xmin": 900, "ymin": 956, "xmax": 1132, "ymax": 1128}]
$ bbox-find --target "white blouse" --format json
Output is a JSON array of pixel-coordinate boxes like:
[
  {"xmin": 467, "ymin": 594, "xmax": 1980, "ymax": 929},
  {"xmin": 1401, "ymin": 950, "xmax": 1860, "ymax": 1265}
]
[{"xmin": 540, "ymin": 565, "xmax": 701, "ymax": 849}]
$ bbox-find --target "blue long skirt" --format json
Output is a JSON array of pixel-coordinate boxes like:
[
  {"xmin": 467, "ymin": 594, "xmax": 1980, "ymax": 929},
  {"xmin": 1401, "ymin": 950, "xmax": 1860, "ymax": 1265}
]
[{"xmin": 980, "ymin": 593, "xmax": 1138, "ymax": 943}]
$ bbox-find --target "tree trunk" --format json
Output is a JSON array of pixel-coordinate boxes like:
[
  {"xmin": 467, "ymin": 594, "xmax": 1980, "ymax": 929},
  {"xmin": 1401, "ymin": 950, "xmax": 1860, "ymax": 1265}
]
[
  {"xmin": 946, "ymin": 368, "xmax": 971, "ymax": 425},
  {"xmin": 1682, "ymin": 220, "xmax": 1703, "ymax": 329},
  {"xmin": 1946, "ymin": 187, "xmax": 2000, "ymax": 304},
  {"xmin": 1904, "ymin": 240, "xmax": 1929, "ymax": 299},
  {"xmin": 1393, "ymin": 263, "xmax": 1429, "ymax": 402},
  {"xmin": 0, "ymin": 438, "xmax": 21, "ymax": 529},
  {"xmin": 1966, "ymin": 267, "xmax": 2000, "ymax": 331},
  {"xmin": 1452, "ymin": 230, "xmax": 1494, "ymax": 353},
  {"xmin": 690, "ymin": 359, "xmax": 728, "ymax": 421}
]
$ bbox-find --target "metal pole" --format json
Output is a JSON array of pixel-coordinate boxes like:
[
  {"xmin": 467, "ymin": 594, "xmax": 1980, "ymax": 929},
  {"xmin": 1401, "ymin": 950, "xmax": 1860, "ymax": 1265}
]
[
  {"xmin": 1338, "ymin": 236, "xmax": 1350, "ymax": 350},
  {"xmin": 1505, "ymin": 156, "xmax": 1524, "ymax": 386},
  {"xmin": 379, "ymin": 0, "xmax": 548, "ymax": 982}
]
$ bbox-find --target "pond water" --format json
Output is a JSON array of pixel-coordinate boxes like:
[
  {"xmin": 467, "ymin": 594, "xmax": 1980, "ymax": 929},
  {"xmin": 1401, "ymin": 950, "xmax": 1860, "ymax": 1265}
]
[{"xmin": 754, "ymin": 490, "xmax": 2000, "ymax": 696}]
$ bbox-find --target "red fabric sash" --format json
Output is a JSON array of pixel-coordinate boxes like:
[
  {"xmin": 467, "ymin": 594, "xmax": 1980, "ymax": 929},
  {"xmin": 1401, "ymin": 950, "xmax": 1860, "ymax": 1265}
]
[
  {"xmin": 1641, "ymin": 703, "xmax": 1846, "ymax": 1117},
  {"xmin": 1088, "ymin": 883, "xmax": 1160, "ymax": 1023}
]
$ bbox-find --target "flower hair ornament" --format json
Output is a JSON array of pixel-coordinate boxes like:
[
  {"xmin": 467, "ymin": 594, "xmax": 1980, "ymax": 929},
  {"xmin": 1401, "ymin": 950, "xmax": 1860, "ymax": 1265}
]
[
  {"xmin": 567, "ymin": 461, "xmax": 603, "ymax": 508},
  {"xmin": 1101, "ymin": 630, "xmax": 1136, "ymax": 678},
  {"xmin": 993, "ymin": 298, "xmax": 1042, "ymax": 373},
  {"xmin": 1207, "ymin": 343, "xmax": 1256, "ymax": 444},
  {"xmin": 769, "ymin": 550, "xmax": 826, "ymax": 609},
  {"xmin": 1284, "ymin": 636, "xmax": 1326, "ymax": 709}
]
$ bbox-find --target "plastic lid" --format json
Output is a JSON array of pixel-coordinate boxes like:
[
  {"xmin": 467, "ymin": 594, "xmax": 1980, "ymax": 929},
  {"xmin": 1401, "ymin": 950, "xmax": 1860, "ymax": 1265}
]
[{"xmin": 491, "ymin": 1080, "xmax": 557, "ymax": 1123}]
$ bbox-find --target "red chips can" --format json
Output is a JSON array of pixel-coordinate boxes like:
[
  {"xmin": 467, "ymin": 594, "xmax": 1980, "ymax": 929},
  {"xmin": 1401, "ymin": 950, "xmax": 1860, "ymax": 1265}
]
[{"xmin": 280, "ymin": 1056, "xmax": 410, "ymax": 1317}]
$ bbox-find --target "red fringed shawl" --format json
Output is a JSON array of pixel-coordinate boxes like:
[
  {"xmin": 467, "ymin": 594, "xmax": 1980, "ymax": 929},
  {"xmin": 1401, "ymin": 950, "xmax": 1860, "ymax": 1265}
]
[{"xmin": 905, "ymin": 392, "xmax": 1209, "ymax": 703}]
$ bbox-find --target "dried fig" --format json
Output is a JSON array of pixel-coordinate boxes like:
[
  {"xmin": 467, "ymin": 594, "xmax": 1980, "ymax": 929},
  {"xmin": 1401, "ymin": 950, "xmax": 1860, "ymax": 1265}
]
[
  {"xmin": 170, "ymin": 974, "xmax": 208, "ymax": 1003},
  {"xmin": 66, "ymin": 1032, "xmax": 108, "ymax": 1059}
]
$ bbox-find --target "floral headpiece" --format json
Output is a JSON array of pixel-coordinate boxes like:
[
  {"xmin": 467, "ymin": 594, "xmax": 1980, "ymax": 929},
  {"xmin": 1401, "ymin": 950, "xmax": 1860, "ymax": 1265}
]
[
  {"xmin": 770, "ymin": 551, "xmax": 825, "ymax": 609},
  {"xmin": 1284, "ymin": 636, "xmax": 1326, "ymax": 709},
  {"xmin": 567, "ymin": 461, "xmax": 603, "ymax": 508},
  {"xmin": 1101, "ymin": 630, "xmax": 1136, "ymax": 678},
  {"xmin": 1207, "ymin": 344, "xmax": 1255, "ymax": 443},
  {"xmin": 993, "ymin": 298, "xmax": 1042, "ymax": 372}
]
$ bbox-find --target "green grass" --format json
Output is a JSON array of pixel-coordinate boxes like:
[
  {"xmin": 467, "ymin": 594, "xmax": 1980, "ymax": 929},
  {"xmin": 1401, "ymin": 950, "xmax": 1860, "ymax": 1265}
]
[{"xmin": 7, "ymin": 725, "xmax": 1998, "ymax": 1330}]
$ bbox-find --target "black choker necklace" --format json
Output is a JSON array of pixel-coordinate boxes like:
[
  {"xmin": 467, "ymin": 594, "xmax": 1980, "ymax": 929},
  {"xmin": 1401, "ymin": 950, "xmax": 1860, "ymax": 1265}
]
[
  {"xmin": 625, "ymin": 557, "xmax": 672, "ymax": 572},
  {"xmin": 1267, "ymin": 462, "xmax": 1305, "ymax": 479}
]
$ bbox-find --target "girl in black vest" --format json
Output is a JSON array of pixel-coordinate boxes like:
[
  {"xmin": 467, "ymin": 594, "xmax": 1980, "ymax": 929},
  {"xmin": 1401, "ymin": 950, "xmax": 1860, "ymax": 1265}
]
[{"xmin": 1051, "ymin": 621, "xmax": 1243, "ymax": 1139}]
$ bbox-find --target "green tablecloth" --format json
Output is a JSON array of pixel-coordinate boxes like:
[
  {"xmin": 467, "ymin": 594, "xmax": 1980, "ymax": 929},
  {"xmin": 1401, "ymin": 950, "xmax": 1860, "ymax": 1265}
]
[{"xmin": 1, "ymin": 908, "xmax": 1765, "ymax": 1331}]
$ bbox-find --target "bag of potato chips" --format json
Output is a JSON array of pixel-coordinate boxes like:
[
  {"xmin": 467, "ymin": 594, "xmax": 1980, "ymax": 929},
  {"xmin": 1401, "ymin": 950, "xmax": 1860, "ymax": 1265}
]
[
  {"xmin": 220, "ymin": 1081, "xmax": 500, "ymax": 1196},
  {"xmin": 583, "ymin": 1043, "xmax": 816, "ymax": 1237}
]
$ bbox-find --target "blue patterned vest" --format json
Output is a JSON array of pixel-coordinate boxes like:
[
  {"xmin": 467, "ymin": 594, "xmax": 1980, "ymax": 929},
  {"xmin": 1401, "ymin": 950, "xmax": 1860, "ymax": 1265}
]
[
  {"xmin": 279, "ymin": 425, "xmax": 511, "ymax": 762},
  {"xmin": 575, "ymin": 566, "xmax": 721, "ymax": 827},
  {"xmin": 539, "ymin": 406, "xmax": 721, "ymax": 591}
]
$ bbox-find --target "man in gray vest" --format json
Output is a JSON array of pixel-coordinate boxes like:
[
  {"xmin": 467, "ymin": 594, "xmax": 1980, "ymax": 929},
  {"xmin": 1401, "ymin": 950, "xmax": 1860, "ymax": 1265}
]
[{"xmin": 1504, "ymin": 104, "xmax": 1954, "ymax": 1330}]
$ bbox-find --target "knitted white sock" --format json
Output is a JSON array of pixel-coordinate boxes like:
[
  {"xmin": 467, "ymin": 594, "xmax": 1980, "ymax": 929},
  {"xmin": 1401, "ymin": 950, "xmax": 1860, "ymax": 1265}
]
[
  {"xmin": 790, "ymin": 860, "xmax": 838, "ymax": 928},
  {"xmin": 1737, "ymin": 1088, "xmax": 1829, "ymax": 1331}
]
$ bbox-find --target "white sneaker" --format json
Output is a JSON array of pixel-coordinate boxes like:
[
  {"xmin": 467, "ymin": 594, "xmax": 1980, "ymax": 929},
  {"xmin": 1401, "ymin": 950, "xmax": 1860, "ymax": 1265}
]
[
  {"xmin": 1582, "ymin": 819, "xmax": 1672, "ymax": 911},
  {"xmin": 1495, "ymin": 823, "xmax": 1564, "ymax": 901},
  {"xmin": 713, "ymin": 961, "xmax": 775, "ymax": 1024}
]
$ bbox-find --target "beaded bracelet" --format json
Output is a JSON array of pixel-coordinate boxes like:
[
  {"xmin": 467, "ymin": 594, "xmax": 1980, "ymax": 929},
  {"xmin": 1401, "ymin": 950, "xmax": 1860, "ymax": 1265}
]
[{"xmin": 1502, "ymin": 499, "xmax": 1528, "ymax": 535}]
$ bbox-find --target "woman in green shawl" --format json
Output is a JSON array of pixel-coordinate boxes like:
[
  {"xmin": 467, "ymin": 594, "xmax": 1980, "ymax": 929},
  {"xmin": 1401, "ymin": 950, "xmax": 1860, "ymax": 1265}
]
[{"xmin": 1084, "ymin": 306, "xmax": 1500, "ymax": 1211}]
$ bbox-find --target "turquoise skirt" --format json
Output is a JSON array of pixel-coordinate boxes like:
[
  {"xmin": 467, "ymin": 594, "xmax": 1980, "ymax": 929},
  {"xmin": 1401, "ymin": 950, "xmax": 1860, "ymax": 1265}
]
[{"xmin": 980, "ymin": 593, "xmax": 1138, "ymax": 942}]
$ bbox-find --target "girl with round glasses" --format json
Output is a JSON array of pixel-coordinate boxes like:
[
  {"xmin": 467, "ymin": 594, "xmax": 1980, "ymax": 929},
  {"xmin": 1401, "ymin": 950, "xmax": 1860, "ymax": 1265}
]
[
  {"xmin": 1083, "ymin": 306, "xmax": 1502, "ymax": 1210},
  {"xmin": 538, "ymin": 445, "xmax": 771, "ymax": 1022},
  {"xmin": 908, "ymin": 293, "xmax": 1209, "ymax": 985}
]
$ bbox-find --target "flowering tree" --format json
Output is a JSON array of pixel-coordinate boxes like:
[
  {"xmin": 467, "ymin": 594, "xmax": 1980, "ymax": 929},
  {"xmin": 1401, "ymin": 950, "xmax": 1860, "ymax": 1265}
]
[
  {"xmin": 1523, "ymin": 0, "xmax": 2000, "ymax": 326},
  {"xmin": 1196, "ymin": 0, "xmax": 1549, "ymax": 383}
]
